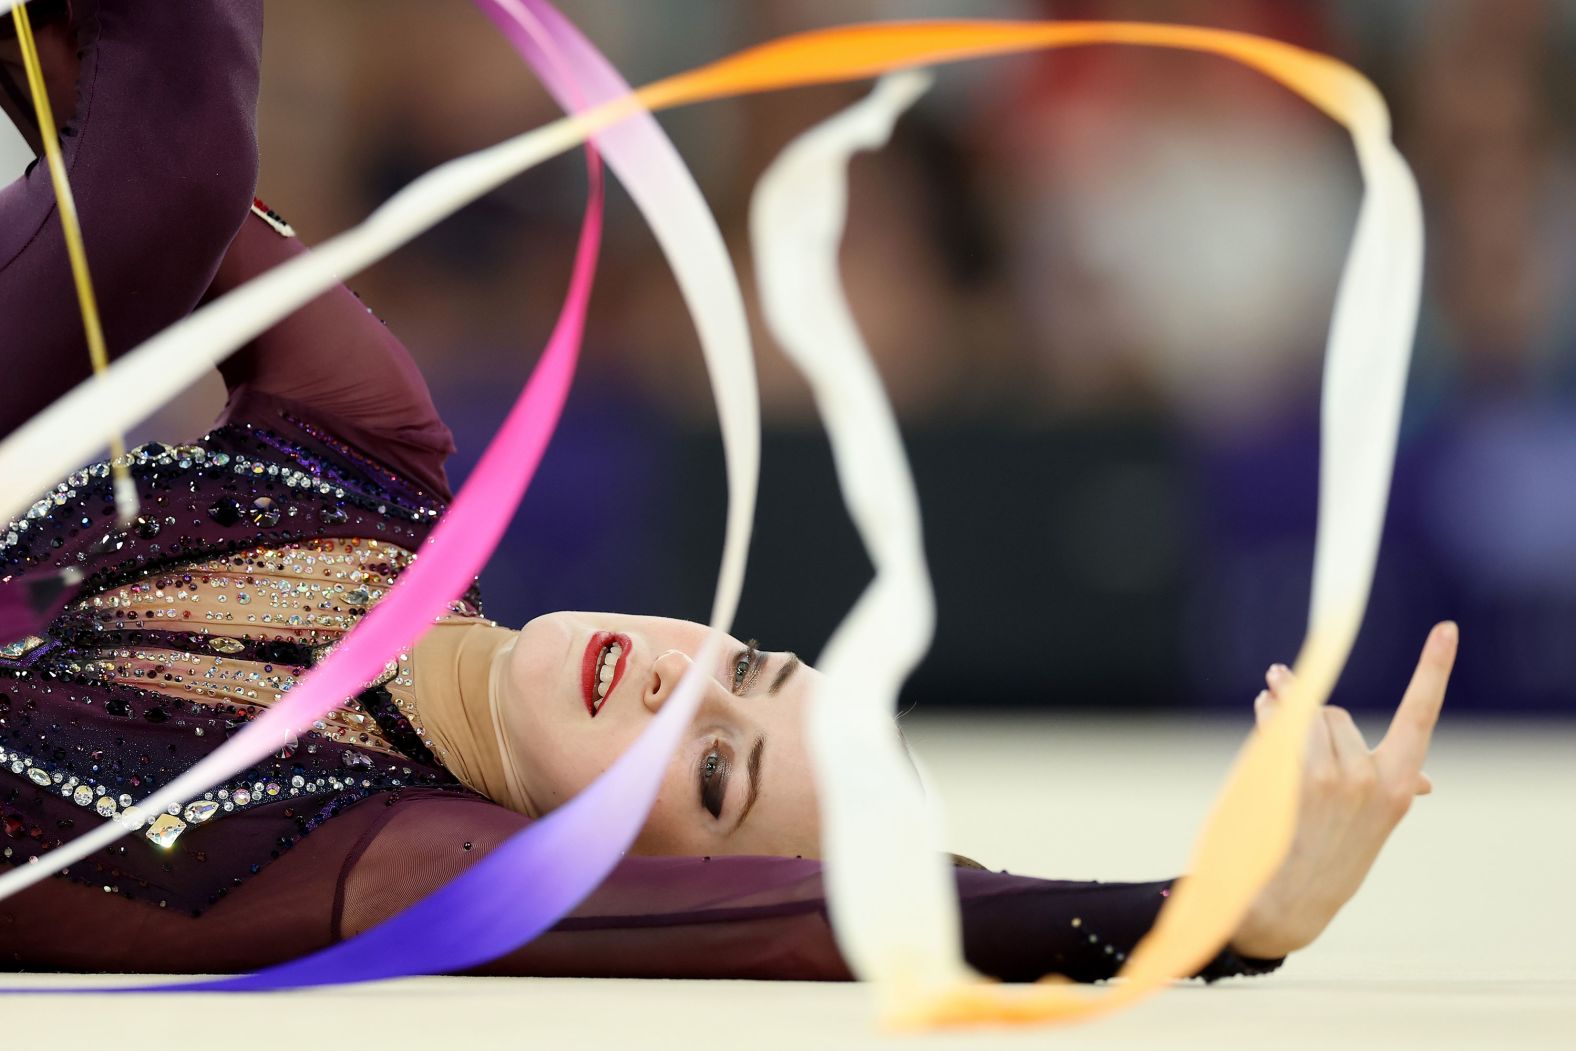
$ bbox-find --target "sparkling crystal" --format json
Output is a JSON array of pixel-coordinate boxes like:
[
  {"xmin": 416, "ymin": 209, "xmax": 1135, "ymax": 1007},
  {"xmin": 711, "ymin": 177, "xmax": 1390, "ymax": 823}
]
[
  {"xmin": 232, "ymin": 788, "xmax": 252, "ymax": 806},
  {"xmin": 119, "ymin": 805, "xmax": 147, "ymax": 830},
  {"xmin": 72, "ymin": 785, "xmax": 94, "ymax": 807},
  {"xmin": 94, "ymin": 796, "xmax": 117, "ymax": 818},
  {"xmin": 0, "ymin": 635, "xmax": 45, "ymax": 659},
  {"xmin": 132, "ymin": 442, "xmax": 173, "ymax": 461},
  {"xmin": 248, "ymin": 497, "xmax": 282, "ymax": 528},
  {"xmin": 143, "ymin": 814, "xmax": 185, "ymax": 847},
  {"xmin": 208, "ymin": 636, "xmax": 245, "ymax": 655},
  {"xmin": 343, "ymin": 587, "xmax": 371, "ymax": 607},
  {"xmin": 184, "ymin": 800, "xmax": 219, "ymax": 824},
  {"xmin": 26, "ymin": 767, "xmax": 51, "ymax": 787}
]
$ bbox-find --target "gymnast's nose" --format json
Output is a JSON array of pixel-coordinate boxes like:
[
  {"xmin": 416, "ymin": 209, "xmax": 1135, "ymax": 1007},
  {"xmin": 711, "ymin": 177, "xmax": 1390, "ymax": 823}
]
[{"xmin": 642, "ymin": 649, "xmax": 693, "ymax": 714}]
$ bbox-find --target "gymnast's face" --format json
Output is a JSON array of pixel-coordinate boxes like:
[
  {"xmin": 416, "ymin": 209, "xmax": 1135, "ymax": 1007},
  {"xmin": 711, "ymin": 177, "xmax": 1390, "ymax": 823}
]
[{"xmin": 501, "ymin": 612, "xmax": 824, "ymax": 858}]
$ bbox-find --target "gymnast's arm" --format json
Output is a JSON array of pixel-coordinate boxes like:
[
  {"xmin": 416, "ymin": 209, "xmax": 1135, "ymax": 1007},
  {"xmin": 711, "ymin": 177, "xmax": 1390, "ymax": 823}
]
[
  {"xmin": 337, "ymin": 794, "xmax": 1281, "ymax": 983},
  {"xmin": 203, "ymin": 212, "xmax": 458, "ymax": 503},
  {"xmin": 0, "ymin": 0, "xmax": 455, "ymax": 499},
  {"xmin": 0, "ymin": 0, "xmax": 261, "ymax": 439}
]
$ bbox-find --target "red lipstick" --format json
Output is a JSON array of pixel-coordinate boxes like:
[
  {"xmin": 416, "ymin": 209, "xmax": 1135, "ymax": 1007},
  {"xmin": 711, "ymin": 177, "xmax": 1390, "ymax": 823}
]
[{"xmin": 581, "ymin": 632, "xmax": 631, "ymax": 717}]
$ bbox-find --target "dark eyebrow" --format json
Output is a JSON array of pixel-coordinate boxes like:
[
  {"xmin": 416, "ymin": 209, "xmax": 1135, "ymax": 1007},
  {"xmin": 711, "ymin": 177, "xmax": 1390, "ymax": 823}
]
[
  {"xmin": 768, "ymin": 652, "xmax": 801, "ymax": 695},
  {"xmin": 735, "ymin": 735, "xmax": 765, "ymax": 831}
]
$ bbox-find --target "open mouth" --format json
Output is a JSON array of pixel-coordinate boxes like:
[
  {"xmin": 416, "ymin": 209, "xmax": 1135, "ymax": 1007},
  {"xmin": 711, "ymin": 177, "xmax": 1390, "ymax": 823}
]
[{"xmin": 581, "ymin": 631, "xmax": 631, "ymax": 717}]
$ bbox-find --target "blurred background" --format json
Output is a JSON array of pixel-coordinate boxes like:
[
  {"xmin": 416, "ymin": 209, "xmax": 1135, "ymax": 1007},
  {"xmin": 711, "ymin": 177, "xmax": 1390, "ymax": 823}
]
[{"xmin": 9, "ymin": 0, "xmax": 1573, "ymax": 718}]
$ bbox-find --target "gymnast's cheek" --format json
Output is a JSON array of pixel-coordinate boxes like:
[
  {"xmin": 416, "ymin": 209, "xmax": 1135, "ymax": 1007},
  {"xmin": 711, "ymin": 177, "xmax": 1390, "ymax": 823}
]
[
  {"xmin": 503, "ymin": 693, "xmax": 664, "ymax": 819},
  {"xmin": 499, "ymin": 615, "xmax": 595, "ymax": 802},
  {"xmin": 630, "ymin": 763, "xmax": 712, "ymax": 855}
]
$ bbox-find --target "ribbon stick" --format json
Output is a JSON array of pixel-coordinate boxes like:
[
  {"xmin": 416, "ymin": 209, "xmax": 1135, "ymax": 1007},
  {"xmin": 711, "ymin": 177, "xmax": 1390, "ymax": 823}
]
[{"xmin": 7, "ymin": 2, "xmax": 137, "ymax": 525}]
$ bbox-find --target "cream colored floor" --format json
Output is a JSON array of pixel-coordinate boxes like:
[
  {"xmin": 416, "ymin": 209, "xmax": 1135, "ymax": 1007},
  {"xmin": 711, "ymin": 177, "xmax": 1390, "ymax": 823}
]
[{"xmin": 5, "ymin": 716, "xmax": 1572, "ymax": 1050}]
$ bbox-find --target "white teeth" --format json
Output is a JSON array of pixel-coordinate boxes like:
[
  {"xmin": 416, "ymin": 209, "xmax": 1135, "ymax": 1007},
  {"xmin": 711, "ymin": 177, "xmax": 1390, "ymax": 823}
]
[{"xmin": 591, "ymin": 641, "xmax": 622, "ymax": 714}]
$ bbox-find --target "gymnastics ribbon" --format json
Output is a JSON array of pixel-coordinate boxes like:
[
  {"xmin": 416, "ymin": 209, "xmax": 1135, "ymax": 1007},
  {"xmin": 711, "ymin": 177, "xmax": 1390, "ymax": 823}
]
[
  {"xmin": 0, "ymin": 16, "xmax": 1420, "ymax": 1027},
  {"xmin": 0, "ymin": 0, "xmax": 765, "ymax": 992},
  {"xmin": 748, "ymin": 35, "xmax": 1420, "ymax": 1028},
  {"xmin": 0, "ymin": 54, "xmax": 616, "ymax": 896},
  {"xmin": 752, "ymin": 72, "xmax": 965, "ymax": 1007}
]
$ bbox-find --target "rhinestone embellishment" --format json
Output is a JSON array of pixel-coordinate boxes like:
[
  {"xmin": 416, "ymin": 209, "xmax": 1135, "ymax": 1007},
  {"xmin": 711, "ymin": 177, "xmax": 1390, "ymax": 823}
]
[
  {"xmin": 0, "ymin": 635, "xmax": 46, "ymax": 659},
  {"xmin": 143, "ymin": 813, "xmax": 187, "ymax": 848},
  {"xmin": 183, "ymin": 800, "xmax": 219, "ymax": 824}
]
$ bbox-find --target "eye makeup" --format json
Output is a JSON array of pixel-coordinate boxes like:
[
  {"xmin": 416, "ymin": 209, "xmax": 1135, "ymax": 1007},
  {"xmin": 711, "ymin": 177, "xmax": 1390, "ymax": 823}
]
[
  {"xmin": 697, "ymin": 739, "xmax": 732, "ymax": 819},
  {"xmin": 731, "ymin": 639, "xmax": 763, "ymax": 695}
]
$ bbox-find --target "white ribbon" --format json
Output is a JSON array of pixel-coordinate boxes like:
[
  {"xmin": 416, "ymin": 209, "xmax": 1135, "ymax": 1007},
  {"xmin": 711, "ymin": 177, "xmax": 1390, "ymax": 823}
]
[{"xmin": 751, "ymin": 55, "xmax": 1421, "ymax": 1016}]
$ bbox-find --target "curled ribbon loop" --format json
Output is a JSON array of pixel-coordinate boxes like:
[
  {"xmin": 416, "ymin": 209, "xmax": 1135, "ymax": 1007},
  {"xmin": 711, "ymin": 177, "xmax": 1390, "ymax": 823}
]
[{"xmin": 742, "ymin": 26, "xmax": 1420, "ymax": 1029}]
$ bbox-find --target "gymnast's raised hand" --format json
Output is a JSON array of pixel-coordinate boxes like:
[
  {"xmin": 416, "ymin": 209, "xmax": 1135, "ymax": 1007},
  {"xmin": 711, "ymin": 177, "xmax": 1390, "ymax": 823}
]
[{"xmin": 1228, "ymin": 621, "xmax": 1458, "ymax": 959}]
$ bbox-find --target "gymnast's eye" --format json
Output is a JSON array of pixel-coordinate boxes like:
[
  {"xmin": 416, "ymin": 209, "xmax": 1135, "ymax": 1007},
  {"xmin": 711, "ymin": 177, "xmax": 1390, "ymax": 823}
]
[
  {"xmin": 731, "ymin": 640, "xmax": 761, "ymax": 695},
  {"xmin": 699, "ymin": 744, "xmax": 730, "ymax": 819}
]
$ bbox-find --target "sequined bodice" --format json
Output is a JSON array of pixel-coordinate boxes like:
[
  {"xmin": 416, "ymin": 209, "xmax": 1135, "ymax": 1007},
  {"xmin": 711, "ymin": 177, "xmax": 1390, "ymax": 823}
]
[
  {"xmin": 67, "ymin": 537, "xmax": 470, "ymax": 762},
  {"xmin": 0, "ymin": 425, "xmax": 477, "ymax": 912}
]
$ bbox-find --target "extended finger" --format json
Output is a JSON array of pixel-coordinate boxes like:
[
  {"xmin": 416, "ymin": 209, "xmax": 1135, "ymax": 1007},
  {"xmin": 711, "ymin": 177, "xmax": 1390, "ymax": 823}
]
[
  {"xmin": 1265, "ymin": 662, "xmax": 1292, "ymax": 698},
  {"xmin": 1377, "ymin": 622, "xmax": 1458, "ymax": 780},
  {"xmin": 1259, "ymin": 665, "xmax": 1336, "ymax": 771}
]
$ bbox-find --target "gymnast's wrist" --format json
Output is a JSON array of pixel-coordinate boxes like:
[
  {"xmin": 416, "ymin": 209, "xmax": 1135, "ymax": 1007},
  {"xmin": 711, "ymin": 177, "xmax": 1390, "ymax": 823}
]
[{"xmin": 1227, "ymin": 907, "xmax": 1322, "ymax": 960}]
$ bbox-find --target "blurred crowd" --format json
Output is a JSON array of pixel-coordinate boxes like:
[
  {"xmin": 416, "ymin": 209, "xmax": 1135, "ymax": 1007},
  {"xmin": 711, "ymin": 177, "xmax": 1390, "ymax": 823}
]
[{"xmin": 81, "ymin": 0, "xmax": 1576, "ymax": 713}]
